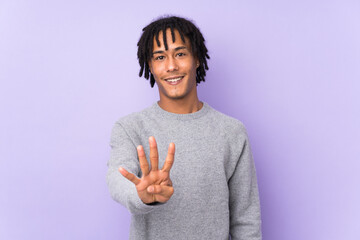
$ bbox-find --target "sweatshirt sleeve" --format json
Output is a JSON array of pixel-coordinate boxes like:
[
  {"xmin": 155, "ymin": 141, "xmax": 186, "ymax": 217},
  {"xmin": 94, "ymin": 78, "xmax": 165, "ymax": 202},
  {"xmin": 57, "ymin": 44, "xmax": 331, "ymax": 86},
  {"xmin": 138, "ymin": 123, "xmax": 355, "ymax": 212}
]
[
  {"xmin": 106, "ymin": 121, "xmax": 162, "ymax": 215},
  {"xmin": 229, "ymin": 126, "xmax": 262, "ymax": 240}
]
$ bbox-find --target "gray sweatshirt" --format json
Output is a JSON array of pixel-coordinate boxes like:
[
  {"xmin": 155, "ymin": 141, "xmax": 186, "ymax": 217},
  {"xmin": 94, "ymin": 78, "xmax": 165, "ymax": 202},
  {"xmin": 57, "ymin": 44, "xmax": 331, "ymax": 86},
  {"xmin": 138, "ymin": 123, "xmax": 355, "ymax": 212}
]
[{"xmin": 106, "ymin": 101, "xmax": 262, "ymax": 240}]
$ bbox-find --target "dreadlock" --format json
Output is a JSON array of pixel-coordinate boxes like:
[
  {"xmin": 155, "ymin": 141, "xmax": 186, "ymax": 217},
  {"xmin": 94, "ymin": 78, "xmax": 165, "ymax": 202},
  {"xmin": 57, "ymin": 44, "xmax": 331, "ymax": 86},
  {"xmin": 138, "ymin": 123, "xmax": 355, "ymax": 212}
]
[{"xmin": 137, "ymin": 16, "xmax": 210, "ymax": 88}]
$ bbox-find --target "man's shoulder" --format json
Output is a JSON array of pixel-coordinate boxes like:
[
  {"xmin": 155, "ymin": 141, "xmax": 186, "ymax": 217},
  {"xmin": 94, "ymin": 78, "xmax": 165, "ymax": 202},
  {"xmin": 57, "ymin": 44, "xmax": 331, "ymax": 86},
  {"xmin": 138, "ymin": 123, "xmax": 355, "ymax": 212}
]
[
  {"xmin": 113, "ymin": 104, "xmax": 154, "ymax": 128},
  {"xmin": 208, "ymin": 106, "xmax": 248, "ymax": 135}
]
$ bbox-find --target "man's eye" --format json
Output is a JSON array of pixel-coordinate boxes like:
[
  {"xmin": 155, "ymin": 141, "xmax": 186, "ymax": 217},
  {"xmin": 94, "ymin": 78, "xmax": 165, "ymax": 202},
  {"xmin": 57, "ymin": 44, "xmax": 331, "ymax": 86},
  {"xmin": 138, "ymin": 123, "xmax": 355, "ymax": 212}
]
[
  {"xmin": 155, "ymin": 56, "xmax": 164, "ymax": 60},
  {"xmin": 177, "ymin": 52, "xmax": 186, "ymax": 57}
]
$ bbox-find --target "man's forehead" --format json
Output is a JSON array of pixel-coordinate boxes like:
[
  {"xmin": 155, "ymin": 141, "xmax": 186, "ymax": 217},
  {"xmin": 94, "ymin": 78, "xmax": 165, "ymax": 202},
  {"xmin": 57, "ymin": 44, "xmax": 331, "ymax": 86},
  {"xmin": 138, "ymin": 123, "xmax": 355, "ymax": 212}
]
[{"xmin": 152, "ymin": 28, "xmax": 187, "ymax": 50}]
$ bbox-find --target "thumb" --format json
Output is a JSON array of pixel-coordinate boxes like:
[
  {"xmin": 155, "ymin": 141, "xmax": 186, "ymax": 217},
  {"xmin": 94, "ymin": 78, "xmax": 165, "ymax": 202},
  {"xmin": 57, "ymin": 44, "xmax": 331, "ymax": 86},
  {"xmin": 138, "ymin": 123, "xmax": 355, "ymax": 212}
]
[{"xmin": 160, "ymin": 179, "xmax": 173, "ymax": 187}]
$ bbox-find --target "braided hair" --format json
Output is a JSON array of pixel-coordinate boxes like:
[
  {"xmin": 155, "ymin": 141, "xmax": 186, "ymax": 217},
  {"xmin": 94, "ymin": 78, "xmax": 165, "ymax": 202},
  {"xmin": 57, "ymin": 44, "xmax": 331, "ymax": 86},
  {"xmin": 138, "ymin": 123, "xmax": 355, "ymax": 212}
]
[{"xmin": 137, "ymin": 16, "xmax": 210, "ymax": 88}]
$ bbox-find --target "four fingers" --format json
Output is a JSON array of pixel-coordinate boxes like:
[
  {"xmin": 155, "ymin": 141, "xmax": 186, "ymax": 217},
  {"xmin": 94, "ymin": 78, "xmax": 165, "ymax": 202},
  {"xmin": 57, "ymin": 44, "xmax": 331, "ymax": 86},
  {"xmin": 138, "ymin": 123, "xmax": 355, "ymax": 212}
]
[
  {"xmin": 119, "ymin": 137, "xmax": 176, "ymax": 204},
  {"xmin": 138, "ymin": 136, "xmax": 175, "ymax": 174}
]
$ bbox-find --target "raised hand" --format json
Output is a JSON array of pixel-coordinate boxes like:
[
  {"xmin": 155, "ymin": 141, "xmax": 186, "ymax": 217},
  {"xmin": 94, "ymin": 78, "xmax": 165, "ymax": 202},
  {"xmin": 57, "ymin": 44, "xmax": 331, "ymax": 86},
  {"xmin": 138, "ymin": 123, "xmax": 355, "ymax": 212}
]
[{"xmin": 119, "ymin": 136, "xmax": 175, "ymax": 204}]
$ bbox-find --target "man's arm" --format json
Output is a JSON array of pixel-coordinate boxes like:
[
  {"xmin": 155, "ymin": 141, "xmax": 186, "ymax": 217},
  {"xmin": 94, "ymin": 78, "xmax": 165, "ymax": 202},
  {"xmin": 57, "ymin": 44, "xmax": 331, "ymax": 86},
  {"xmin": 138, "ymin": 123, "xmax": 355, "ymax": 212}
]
[
  {"xmin": 106, "ymin": 121, "xmax": 175, "ymax": 214},
  {"xmin": 106, "ymin": 122, "xmax": 160, "ymax": 214},
  {"xmin": 229, "ymin": 127, "xmax": 262, "ymax": 240}
]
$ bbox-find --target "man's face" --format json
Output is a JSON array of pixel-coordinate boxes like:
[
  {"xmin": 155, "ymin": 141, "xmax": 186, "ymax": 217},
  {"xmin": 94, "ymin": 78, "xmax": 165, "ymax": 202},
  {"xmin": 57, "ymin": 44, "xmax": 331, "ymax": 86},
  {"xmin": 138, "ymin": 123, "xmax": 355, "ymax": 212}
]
[{"xmin": 149, "ymin": 28, "xmax": 199, "ymax": 101}]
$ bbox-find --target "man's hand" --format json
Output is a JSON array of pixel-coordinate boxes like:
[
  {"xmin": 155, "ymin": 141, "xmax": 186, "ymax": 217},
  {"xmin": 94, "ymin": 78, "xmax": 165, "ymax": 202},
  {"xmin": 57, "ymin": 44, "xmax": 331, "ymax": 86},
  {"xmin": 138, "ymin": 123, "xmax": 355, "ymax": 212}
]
[{"xmin": 118, "ymin": 136, "xmax": 175, "ymax": 204}]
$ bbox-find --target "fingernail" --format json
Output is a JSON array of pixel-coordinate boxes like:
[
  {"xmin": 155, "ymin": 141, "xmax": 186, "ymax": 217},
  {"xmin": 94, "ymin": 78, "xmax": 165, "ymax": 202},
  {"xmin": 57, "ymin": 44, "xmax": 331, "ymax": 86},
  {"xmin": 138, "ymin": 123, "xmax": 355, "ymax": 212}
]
[{"xmin": 148, "ymin": 186, "xmax": 154, "ymax": 192}]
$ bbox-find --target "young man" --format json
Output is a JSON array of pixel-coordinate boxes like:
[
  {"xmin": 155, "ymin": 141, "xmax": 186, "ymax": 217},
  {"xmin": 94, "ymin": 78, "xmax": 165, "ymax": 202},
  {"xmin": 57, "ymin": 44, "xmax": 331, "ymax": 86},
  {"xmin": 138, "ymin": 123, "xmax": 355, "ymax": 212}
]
[{"xmin": 107, "ymin": 16, "xmax": 262, "ymax": 239}]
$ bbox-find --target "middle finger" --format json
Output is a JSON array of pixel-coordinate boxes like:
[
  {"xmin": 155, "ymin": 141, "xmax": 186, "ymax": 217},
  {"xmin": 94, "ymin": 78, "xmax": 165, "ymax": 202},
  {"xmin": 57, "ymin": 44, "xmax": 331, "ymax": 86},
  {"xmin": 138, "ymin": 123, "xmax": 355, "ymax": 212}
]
[
  {"xmin": 137, "ymin": 145, "xmax": 149, "ymax": 176},
  {"xmin": 149, "ymin": 136, "xmax": 159, "ymax": 171}
]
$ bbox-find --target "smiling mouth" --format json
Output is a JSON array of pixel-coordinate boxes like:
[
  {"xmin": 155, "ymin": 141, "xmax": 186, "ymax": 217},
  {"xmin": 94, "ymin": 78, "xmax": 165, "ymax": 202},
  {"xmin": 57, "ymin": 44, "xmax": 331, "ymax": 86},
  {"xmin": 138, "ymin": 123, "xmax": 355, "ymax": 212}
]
[{"xmin": 165, "ymin": 76, "xmax": 184, "ymax": 84}]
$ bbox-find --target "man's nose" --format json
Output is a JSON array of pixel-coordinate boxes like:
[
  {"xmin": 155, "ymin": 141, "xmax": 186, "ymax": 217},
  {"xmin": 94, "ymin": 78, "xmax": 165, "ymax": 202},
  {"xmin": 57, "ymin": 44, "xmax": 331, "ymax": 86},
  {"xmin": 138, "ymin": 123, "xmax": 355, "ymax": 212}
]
[{"xmin": 166, "ymin": 57, "xmax": 178, "ymax": 72}]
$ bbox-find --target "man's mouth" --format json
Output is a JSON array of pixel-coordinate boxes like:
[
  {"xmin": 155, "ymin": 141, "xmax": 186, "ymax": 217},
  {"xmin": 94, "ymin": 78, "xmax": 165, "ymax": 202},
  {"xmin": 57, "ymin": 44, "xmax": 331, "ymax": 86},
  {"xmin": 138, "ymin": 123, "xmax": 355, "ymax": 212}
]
[{"xmin": 165, "ymin": 76, "xmax": 184, "ymax": 85}]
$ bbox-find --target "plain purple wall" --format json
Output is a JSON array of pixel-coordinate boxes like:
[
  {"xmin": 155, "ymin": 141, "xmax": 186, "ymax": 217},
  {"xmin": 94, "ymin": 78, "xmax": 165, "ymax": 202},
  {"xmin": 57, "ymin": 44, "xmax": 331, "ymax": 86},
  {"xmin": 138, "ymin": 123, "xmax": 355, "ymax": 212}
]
[{"xmin": 1, "ymin": 0, "xmax": 359, "ymax": 239}]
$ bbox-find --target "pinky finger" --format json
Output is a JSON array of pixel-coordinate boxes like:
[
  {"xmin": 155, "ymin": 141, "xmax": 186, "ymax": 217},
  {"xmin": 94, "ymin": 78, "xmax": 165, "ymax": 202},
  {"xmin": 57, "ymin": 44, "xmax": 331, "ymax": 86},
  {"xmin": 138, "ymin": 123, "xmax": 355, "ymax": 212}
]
[{"xmin": 119, "ymin": 167, "xmax": 140, "ymax": 185}]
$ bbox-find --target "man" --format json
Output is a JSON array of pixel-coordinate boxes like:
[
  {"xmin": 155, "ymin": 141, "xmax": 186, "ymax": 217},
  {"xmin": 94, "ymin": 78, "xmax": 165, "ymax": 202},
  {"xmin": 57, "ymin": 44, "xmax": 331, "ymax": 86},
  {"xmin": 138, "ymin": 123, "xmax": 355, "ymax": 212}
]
[{"xmin": 107, "ymin": 16, "xmax": 262, "ymax": 240}]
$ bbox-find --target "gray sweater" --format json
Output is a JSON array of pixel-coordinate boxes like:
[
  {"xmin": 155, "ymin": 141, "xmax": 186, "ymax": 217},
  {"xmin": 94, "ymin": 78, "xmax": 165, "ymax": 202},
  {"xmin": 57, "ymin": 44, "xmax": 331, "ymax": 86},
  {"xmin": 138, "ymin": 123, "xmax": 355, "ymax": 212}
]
[{"xmin": 106, "ymin": 102, "xmax": 262, "ymax": 240}]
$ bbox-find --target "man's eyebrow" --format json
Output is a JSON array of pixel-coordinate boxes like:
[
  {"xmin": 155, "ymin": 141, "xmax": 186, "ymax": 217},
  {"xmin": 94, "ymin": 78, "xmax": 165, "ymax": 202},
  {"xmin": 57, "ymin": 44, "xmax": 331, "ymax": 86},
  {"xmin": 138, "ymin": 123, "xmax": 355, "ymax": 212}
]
[
  {"xmin": 152, "ymin": 46, "xmax": 187, "ymax": 55},
  {"xmin": 152, "ymin": 50, "xmax": 164, "ymax": 55},
  {"xmin": 174, "ymin": 46, "xmax": 187, "ymax": 51}
]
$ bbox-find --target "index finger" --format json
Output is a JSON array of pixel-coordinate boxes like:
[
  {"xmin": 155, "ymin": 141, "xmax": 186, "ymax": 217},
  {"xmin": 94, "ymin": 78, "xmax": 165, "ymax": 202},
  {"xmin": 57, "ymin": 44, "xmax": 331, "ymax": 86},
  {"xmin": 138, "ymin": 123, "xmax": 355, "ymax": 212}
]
[
  {"xmin": 162, "ymin": 142, "xmax": 175, "ymax": 172},
  {"xmin": 119, "ymin": 167, "xmax": 140, "ymax": 185}
]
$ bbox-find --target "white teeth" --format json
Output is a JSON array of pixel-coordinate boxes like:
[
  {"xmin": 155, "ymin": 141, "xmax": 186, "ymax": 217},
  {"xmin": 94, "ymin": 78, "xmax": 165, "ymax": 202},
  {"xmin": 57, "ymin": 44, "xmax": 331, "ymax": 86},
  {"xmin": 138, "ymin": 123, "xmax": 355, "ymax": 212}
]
[{"xmin": 166, "ymin": 77, "xmax": 182, "ymax": 82}]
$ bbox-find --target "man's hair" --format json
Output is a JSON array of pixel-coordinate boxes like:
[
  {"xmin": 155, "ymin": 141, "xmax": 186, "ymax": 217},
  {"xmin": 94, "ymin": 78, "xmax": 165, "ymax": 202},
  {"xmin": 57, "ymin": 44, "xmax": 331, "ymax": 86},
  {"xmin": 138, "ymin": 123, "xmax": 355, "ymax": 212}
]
[{"xmin": 137, "ymin": 16, "xmax": 210, "ymax": 88}]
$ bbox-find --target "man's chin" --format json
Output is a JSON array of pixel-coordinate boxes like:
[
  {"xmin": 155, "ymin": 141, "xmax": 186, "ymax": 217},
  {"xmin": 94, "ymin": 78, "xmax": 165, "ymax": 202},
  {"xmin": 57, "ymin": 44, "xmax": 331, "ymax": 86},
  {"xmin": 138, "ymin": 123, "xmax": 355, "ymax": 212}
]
[{"xmin": 164, "ymin": 93, "xmax": 186, "ymax": 100}]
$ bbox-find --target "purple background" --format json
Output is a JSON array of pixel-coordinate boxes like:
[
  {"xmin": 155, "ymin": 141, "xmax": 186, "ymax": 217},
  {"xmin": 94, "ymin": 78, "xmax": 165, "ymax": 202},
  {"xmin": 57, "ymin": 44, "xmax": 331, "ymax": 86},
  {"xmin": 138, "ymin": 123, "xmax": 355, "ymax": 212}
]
[{"xmin": 1, "ymin": 0, "xmax": 359, "ymax": 239}]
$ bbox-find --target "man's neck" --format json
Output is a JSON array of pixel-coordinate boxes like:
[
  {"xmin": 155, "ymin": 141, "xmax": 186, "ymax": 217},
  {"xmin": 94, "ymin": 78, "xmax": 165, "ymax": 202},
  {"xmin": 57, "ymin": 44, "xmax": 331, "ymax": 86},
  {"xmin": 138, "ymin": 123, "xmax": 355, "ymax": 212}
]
[{"xmin": 157, "ymin": 97, "xmax": 204, "ymax": 114}]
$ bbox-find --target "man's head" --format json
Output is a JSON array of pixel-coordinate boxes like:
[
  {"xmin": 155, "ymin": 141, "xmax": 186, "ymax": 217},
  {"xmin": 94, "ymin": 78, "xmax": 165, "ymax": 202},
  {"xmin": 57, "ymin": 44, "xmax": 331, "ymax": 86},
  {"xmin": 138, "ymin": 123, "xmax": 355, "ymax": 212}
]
[{"xmin": 137, "ymin": 16, "xmax": 210, "ymax": 88}]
